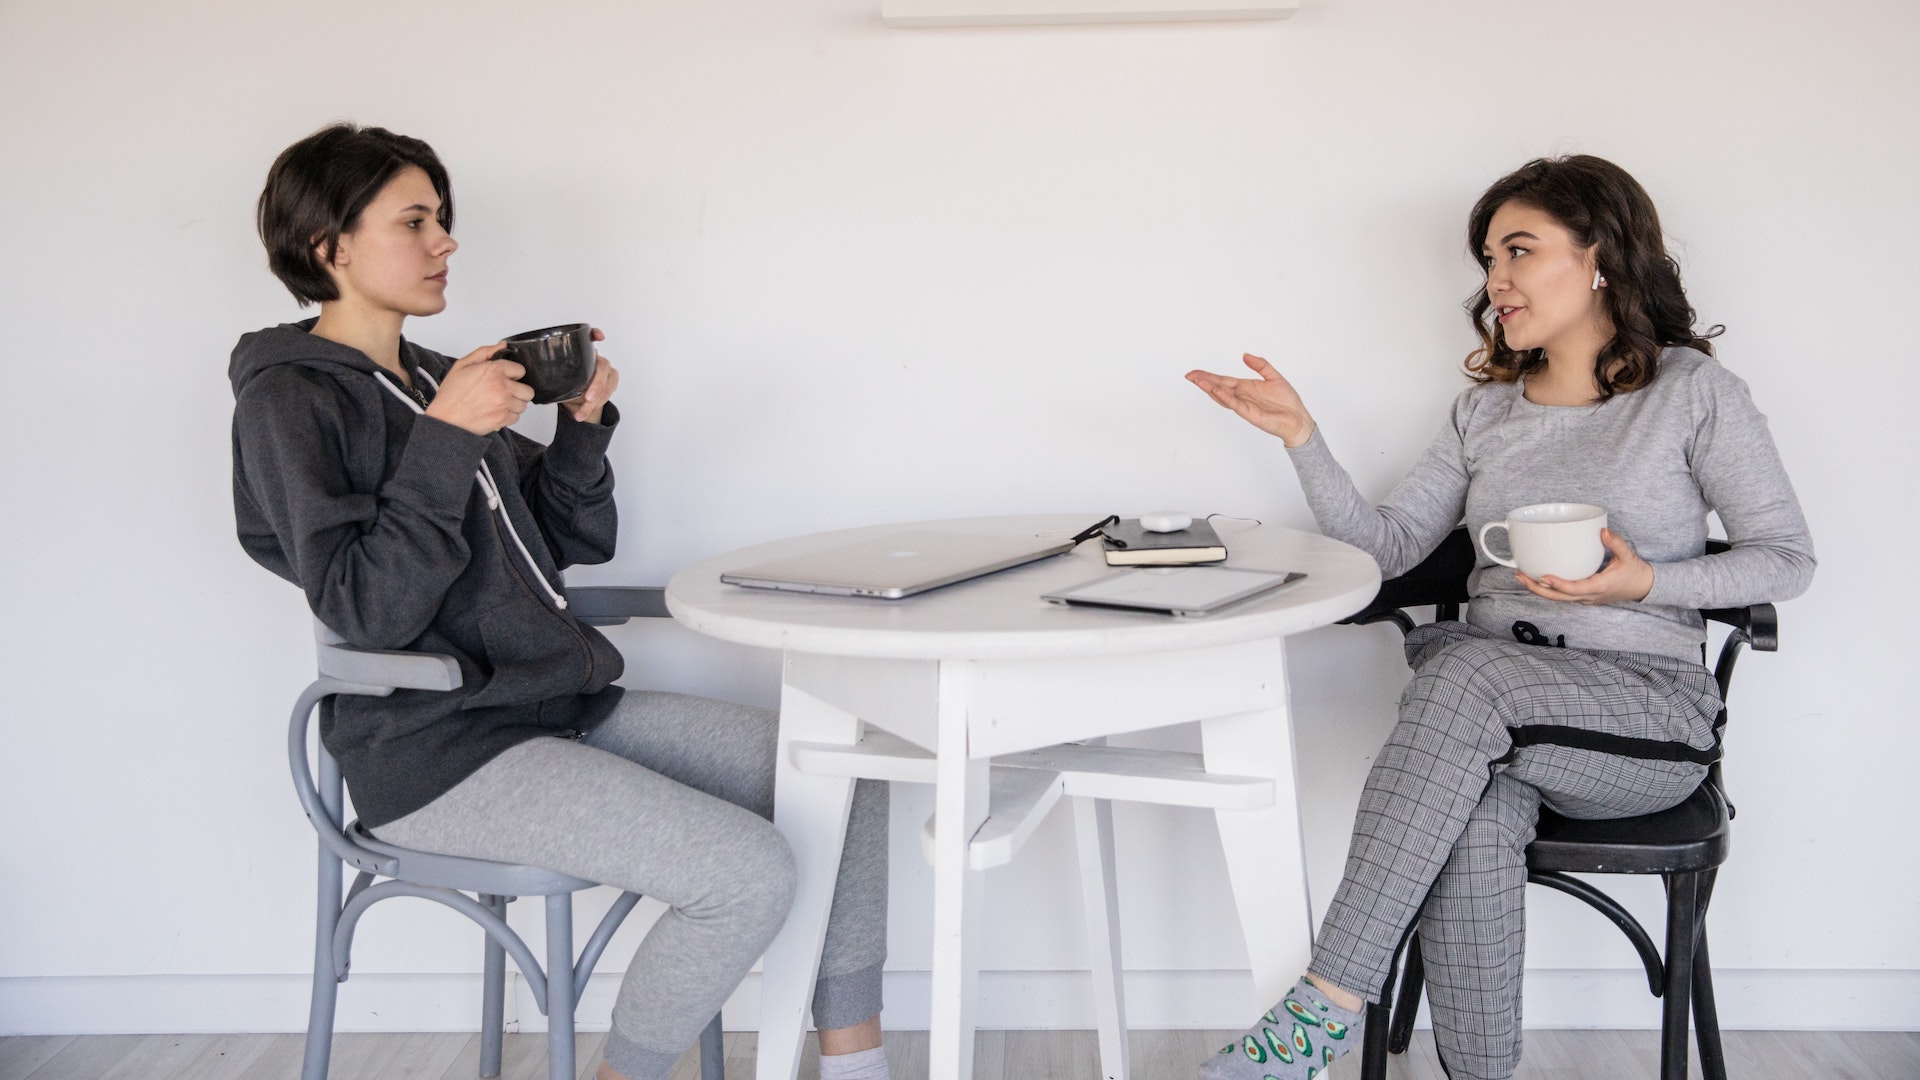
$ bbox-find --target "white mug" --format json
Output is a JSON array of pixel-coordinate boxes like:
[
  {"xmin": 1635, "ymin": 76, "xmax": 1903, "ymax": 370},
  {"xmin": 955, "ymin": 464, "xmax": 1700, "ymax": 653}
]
[{"xmin": 1477, "ymin": 503, "xmax": 1608, "ymax": 581}]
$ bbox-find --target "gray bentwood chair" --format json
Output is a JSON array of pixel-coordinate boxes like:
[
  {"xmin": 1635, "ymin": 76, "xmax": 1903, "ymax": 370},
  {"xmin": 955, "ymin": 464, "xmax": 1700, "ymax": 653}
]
[{"xmin": 291, "ymin": 586, "xmax": 723, "ymax": 1080}]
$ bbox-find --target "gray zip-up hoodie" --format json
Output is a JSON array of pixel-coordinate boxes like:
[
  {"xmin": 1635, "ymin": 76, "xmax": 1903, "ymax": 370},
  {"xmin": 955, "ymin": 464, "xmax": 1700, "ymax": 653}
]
[{"xmin": 231, "ymin": 320, "xmax": 625, "ymax": 827}]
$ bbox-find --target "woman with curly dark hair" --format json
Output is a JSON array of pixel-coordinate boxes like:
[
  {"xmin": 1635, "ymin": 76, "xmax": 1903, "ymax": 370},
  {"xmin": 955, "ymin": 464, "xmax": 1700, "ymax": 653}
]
[{"xmin": 1185, "ymin": 155, "xmax": 1814, "ymax": 1080}]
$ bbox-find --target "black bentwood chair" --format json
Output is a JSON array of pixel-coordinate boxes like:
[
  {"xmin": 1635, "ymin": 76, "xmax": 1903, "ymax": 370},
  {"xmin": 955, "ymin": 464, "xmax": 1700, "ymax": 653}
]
[
  {"xmin": 1341, "ymin": 529, "xmax": 1776, "ymax": 1080},
  {"xmin": 290, "ymin": 586, "xmax": 723, "ymax": 1080}
]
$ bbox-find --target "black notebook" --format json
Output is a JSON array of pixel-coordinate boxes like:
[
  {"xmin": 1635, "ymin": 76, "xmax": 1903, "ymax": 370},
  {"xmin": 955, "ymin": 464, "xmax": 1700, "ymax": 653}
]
[{"xmin": 1100, "ymin": 517, "xmax": 1228, "ymax": 566}]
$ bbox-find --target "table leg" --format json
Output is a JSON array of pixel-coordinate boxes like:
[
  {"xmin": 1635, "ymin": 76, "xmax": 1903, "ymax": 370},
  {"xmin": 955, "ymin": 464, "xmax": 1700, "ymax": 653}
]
[
  {"xmin": 757, "ymin": 680, "xmax": 860, "ymax": 1080},
  {"xmin": 929, "ymin": 664, "xmax": 990, "ymax": 1080},
  {"xmin": 1074, "ymin": 795, "xmax": 1130, "ymax": 1080},
  {"xmin": 1202, "ymin": 693, "xmax": 1315, "ymax": 1015}
]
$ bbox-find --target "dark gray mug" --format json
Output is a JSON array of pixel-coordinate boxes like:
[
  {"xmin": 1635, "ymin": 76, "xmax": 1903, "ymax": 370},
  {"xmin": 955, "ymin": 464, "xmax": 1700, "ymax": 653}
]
[{"xmin": 498, "ymin": 323, "xmax": 595, "ymax": 404}]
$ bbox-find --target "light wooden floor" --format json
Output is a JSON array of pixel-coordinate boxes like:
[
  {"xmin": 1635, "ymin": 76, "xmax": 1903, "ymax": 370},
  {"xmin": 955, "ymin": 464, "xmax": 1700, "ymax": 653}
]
[{"xmin": 3, "ymin": 1028, "xmax": 1917, "ymax": 1080}]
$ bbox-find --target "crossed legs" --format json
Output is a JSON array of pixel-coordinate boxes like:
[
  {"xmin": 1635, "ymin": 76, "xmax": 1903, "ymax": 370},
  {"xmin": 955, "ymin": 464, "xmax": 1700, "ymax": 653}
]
[{"xmin": 1206, "ymin": 625, "xmax": 1716, "ymax": 1080}]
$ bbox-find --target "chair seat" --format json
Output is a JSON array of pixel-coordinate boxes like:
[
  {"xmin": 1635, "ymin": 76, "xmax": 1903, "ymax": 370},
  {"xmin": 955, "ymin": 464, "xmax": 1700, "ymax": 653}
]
[
  {"xmin": 1527, "ymin": 783, "xmax": 1730, "ymax": 876},
  {"xmin": 349, "ymin": 822, "xmax": 599, "ymax": 895}
]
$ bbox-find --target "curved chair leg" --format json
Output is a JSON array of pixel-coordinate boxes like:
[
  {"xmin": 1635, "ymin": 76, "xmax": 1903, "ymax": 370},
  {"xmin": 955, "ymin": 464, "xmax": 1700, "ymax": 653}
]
[
  {"xmin": 700, "ymin": 1013, "xmax": 725, "ymax": 1080},
  {"xmin": 1362, "ymin": 922, "xmax": 1423, "ymax": 1079},
  {"xmin": 1692, "ymin": 925, "xmax": 1726, "ymax": 1080},
  {"xmin": 1660, "ymin": 873, "xmax": 1701, "ymax": 1080},
  {"xmin": 1690, "ymin": 871, "xmax": 1726, "ymax": 1080},
  {"xmin": 304, "ymin": 780, "xmax": 346, "ymax": 1080},
  {"xmin": 546, "ymin": 894, "xmax": 577, "ymax": 1080},
  {"xmin": 481, "ymin": 894, "xmax": 509, "ymax": 1079},
  {"xmin": 1360, "ymin": 1000, "xmax": 1391, "ymax": 1080},
  {"xmin": 1389, "ymin": 934, "xmax": 1425, "ymax": 1055}
]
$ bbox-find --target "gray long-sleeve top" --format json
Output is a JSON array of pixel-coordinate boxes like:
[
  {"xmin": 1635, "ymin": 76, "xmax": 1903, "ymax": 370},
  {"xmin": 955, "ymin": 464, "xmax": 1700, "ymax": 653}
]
[{"xmin": 1286, "ymin": 347, "xmax": 1814, "ymax": 661}]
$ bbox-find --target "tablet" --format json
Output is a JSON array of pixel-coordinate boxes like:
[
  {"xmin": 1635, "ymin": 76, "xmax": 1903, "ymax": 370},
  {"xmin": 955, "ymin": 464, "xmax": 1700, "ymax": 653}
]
[{"xmin": 1042, "ymin": 566, "xmax": 1307, "ymax": 618}]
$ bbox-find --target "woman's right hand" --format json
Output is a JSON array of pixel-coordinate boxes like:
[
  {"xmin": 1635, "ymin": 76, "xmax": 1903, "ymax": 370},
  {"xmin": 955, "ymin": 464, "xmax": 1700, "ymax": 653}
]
[
  {"xmin": 424, "ymin": 344, "xmax": 536, "ymax": 435},
  {"xmin": 1185, "ymin": 353, "xmax": 1317, "ymax": 447}
]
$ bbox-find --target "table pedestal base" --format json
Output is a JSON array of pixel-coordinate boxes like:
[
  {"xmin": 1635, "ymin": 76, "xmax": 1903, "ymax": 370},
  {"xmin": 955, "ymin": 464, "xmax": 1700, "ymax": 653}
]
[{"xmin": 756, "ymin": 641, "xmax": 1315, "ymax": 1080}]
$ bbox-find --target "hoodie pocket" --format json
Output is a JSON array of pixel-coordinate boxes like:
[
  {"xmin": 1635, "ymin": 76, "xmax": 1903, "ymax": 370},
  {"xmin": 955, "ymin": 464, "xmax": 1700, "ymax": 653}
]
[{"xmin": 462, "ymin": 606, "xmax": 590, "ymax": 711}]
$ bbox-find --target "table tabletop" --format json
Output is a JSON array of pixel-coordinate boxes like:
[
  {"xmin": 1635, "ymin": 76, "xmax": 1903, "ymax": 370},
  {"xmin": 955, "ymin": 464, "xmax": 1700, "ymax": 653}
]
[{"xmin": 666, "ymin": 513, "xmax": 1381, "ymax": 660}]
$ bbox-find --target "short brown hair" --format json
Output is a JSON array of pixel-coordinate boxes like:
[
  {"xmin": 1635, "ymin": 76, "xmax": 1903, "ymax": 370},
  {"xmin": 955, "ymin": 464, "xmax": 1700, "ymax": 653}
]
[
  {"xmin": 256, "ymin": 124, "xmax": 453, "ymax": 305},
  {"xmin": 1463, "ymin": 155, "xmax": 1721, "ymax": 400}
]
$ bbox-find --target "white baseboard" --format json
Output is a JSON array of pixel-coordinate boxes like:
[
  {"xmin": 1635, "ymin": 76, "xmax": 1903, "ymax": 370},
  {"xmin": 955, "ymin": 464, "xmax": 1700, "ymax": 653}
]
[{"xmin": 4, "ymin": 968, "xmax": 1916, "ymax": 1036}]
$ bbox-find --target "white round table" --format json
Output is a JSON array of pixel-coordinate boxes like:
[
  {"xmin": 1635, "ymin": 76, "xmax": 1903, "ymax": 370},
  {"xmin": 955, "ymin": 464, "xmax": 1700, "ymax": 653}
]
[{"xmin": 667, "ymin": 515, "xmax": 1380, "ymax": 1080}]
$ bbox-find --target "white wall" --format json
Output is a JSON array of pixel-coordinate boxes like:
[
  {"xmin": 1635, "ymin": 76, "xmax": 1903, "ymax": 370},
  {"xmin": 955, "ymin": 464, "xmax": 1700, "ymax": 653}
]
[{"xmin": 3, "ymin": 0, "xmax": 1916, "ymax": 1036}]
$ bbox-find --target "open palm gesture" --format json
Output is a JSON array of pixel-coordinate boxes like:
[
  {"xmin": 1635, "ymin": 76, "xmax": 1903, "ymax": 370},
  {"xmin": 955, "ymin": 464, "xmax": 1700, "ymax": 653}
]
[{"xmin": 1186, "ymin": 353, "xmax": 1316, "ymax": 447}]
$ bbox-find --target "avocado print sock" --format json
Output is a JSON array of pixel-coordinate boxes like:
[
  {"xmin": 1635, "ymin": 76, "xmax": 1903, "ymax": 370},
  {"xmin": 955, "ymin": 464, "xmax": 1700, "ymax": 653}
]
[{"xmin": 1197, "ymin": 980, "xmax": 1364, "ymax": 1080}]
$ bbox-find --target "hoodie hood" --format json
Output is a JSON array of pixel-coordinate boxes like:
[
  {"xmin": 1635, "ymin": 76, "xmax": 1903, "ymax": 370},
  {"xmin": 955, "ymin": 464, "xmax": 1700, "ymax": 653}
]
[{"xmin": 229, "ymin": 318, "xmax": 395, "ymax": 399}]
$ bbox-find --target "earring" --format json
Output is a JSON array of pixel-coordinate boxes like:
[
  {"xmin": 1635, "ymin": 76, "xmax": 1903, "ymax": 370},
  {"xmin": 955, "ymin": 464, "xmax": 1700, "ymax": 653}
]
[{"xmin": 1592, "ymin": 269, "xmax": 1607, "ymax": 290}]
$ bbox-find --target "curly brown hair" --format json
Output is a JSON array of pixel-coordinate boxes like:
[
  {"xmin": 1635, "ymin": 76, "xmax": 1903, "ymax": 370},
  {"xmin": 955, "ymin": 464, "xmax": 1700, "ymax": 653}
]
[{"xmin": 1464, "ymin": 155, "xmax": 1721, "ymax": 400}]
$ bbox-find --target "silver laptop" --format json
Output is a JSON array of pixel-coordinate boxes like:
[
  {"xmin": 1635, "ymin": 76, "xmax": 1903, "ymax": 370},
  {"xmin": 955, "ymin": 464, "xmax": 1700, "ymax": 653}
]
[{"xmin": 720, "ymin": 529, "xmax": 1077, "ymax": 599}]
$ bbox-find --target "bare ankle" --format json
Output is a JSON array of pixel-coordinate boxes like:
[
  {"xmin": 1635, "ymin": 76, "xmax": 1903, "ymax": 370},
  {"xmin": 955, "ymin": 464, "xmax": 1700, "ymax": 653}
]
[
  {"xmin": 596, "ymin": 1062, "xmax": 629, "ymax": 1080},
  {"xmin": 817, "ymin": 1014, "xmax": 884, "ymax": 1056},
  {"xmin": 1303, "ymin": 973, "xmax": 1364, "ymax": 1013}
]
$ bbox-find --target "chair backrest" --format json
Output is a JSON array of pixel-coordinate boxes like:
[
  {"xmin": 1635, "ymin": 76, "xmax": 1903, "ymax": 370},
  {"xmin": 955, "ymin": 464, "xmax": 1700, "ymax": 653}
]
[
  {"xmin": 288, "ymin": 586, "xmax": 673, "ymax": 874},
  {"xmin": 290, "ymin": 622, "xmax": 467, "ymax": 876},
  {"xmin": 565, "ymin": 585, "xmax": 671, "ymax": 624},
  {"xmin": 1340, "ymin": 528, "xmax": 1779, "ymax": 797}
]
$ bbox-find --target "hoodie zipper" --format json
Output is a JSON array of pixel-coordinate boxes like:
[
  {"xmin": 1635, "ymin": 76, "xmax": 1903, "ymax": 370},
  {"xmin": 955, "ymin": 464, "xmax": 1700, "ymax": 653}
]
[
  {"xmin": 484, "ymin": 491, "xmax": 599, "ymax": 696},
  {"xmin": 374, "ymin": 367, "xmax": 599, "ymax": 696},
  {"xmin": 375, "ymin": 368, "xmax": 566, "ymax": 608}
]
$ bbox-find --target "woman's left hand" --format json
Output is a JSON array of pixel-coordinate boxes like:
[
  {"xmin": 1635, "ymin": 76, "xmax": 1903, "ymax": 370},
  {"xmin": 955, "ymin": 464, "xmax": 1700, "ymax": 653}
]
[
  {"xmin": 560, "ymin": 328, "xmax": 618, "ymax": 423},
  {"xmin": 1518, "ymin": 528, "xmax": 1655, "ymax": 605}
]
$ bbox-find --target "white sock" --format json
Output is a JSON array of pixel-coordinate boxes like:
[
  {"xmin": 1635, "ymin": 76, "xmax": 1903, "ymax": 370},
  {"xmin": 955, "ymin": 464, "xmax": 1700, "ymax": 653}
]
[{"xmin": 818, "ymin": 1044, "xmax": 889, "ymax": 1080}]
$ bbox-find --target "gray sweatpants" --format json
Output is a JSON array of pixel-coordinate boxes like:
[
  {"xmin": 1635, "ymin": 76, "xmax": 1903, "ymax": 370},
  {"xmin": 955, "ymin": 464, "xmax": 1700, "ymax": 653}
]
[
  {"xmin": 373, "ymin": 690, "xmax": 888, "ymax": 1080},
  {"xmin": 1308, "ymin": 622, "xmax": 1718, "ymax": 1080}
]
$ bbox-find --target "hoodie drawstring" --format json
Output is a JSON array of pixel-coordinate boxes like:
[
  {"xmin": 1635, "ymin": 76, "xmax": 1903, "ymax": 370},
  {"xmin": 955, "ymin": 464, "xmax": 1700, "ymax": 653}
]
[{"xmin": 376, "ymin": 368, "xmax": 569, "ymax": 611}]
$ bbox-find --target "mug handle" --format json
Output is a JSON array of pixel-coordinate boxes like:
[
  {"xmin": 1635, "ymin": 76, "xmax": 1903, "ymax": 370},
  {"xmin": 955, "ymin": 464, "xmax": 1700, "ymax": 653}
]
[{"xmin": 1477, "ymin": 521, "xmax": 1517, "ymax": 568}]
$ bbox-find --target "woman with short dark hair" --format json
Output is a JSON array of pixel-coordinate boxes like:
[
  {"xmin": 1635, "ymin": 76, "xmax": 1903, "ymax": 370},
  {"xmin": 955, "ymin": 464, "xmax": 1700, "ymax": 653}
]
[
  {"xmin": 1186, "ymin": 155, "xmax": 1813, "ymax": 1080},
  {"xmin": 234, "ymin": 124, "xmax": 892, "ymax": 1080}
]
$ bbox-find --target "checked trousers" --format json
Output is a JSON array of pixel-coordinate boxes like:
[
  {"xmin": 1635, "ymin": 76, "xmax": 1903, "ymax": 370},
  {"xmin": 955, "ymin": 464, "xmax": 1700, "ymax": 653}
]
[{"xmin": 1306, "ymin": 622, "xmax": 1720, "ymax": 1080}]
